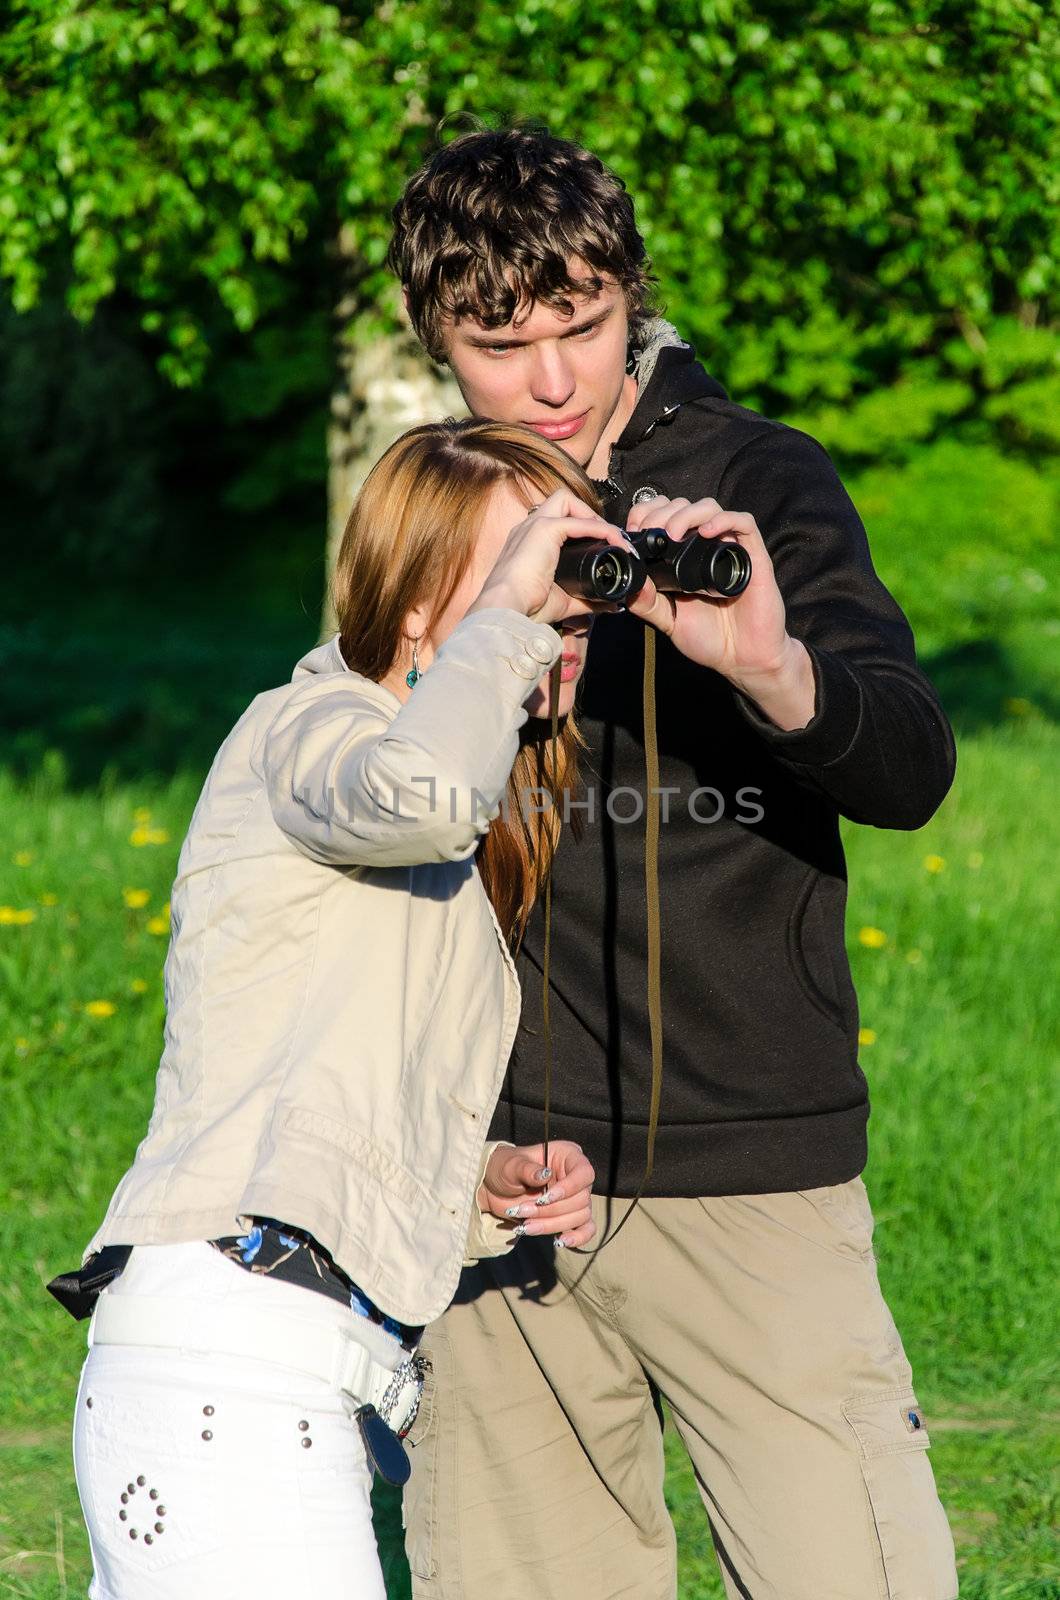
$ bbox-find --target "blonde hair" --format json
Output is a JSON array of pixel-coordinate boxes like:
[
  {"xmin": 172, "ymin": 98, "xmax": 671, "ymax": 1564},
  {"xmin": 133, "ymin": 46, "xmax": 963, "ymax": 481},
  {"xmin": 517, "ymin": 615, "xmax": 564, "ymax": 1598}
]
[{"xmin": 332, "ymin": 417, "xmax": 598, "ymax": 949}]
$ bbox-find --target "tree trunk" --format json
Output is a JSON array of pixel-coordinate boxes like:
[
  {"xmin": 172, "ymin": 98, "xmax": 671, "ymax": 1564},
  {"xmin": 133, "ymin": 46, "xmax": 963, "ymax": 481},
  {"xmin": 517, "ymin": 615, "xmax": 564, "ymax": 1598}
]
[{"xmin": 321, "ymin": 324, "xmax": 463, "ymax": 638}]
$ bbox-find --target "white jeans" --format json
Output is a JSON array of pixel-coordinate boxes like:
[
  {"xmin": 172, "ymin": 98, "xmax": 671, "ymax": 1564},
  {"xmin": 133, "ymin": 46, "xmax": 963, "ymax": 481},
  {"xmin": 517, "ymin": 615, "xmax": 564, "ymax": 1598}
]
[{"xmin": 73, "ymin": 1242, "xmax": 396, "ymax": 1599}]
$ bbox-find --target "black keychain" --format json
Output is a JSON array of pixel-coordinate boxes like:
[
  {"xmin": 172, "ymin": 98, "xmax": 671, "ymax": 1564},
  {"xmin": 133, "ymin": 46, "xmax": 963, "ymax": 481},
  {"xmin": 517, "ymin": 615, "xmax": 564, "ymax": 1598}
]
[{"xmin": 354, "ymin": 1404, "xmax": 411, "ymax": 1486}]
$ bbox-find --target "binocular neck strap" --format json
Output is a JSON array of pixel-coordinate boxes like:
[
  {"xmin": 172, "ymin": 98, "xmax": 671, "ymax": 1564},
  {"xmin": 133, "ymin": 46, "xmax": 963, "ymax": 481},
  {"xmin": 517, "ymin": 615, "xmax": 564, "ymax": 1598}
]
[{"xmin": 540, "ymin": 629, "xmax": 664, "ymax": 1248}]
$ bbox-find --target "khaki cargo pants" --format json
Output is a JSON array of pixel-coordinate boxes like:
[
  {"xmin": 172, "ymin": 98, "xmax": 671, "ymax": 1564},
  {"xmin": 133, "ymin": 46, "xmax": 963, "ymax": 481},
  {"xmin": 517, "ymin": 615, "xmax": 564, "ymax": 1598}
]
[{"xmin": 402, "ymin": 1181, "xmax": 958, "ymax": 1600}]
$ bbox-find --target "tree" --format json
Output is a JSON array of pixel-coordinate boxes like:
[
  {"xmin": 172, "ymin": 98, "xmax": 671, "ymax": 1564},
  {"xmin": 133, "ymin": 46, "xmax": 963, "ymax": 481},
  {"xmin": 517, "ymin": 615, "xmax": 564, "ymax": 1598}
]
[{"xmin": 3, "ymin": 0, "xmax": 1056, "ymax": 612}]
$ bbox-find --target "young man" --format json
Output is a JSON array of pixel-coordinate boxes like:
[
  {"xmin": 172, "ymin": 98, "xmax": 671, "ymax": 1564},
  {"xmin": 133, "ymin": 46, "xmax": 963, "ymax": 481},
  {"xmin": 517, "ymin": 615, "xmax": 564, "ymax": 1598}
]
[{"xmin": 388, "ymin": 126, "xmax": 959, "ymax": 1600}]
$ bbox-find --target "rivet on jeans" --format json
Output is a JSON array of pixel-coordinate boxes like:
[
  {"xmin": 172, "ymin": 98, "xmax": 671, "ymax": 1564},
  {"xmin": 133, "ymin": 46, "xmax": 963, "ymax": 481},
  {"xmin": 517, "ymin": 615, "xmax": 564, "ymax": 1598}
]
[
  {"xmin": 201, "ymin": 1430, "xmax": 213, "ymax": 1441},
  {"xmin": 145, "ymin": 1534, "xmax": 154, "ymax": 1545},
  {"xmin": 301, "ymin": 1437, "xmax": 312, "ymax": 1449},
  {"xmin": 155, "ymin": 1522, "xmax": 165, "ymax": 1534},
  {"xmin": 298, "ymin": 1420, "xmax": 309, "ymax": 1432},
  {"xmin": 203, "ymin": 1405, "xmax": 214, "ymax": 1416}
]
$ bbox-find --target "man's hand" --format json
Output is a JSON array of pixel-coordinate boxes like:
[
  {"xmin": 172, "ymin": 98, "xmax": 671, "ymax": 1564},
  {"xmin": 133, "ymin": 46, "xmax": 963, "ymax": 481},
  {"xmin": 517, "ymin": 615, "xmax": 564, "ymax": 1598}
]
[
  {"xmin": 478, "ymin": 1141, "xmax": 596, "ymax": 1249},
  {"xmin": 624, "ymin": 495, "xmax": 817, "ymax": 731}
]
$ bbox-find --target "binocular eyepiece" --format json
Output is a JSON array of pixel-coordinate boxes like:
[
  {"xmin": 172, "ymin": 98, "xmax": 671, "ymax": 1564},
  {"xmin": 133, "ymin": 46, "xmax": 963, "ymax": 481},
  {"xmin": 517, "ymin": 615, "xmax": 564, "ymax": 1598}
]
[{"xmin": 553, "ymin": 527, "xmax": 752, "ymax": 605}]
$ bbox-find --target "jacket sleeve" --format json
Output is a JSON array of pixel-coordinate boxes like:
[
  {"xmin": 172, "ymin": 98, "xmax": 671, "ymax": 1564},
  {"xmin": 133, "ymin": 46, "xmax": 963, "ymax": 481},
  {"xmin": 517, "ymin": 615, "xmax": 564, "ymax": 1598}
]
[
  {"xmin": 262, "ymin": 609, "xmax": 562, "ymax": 866},
  {"xmin": 718, "ymin": 426, "xmax": 957, "ymax": 830},
  {"xmin": 462, "ymin": 1141, "xmax": 520, "ymax": 1266}
]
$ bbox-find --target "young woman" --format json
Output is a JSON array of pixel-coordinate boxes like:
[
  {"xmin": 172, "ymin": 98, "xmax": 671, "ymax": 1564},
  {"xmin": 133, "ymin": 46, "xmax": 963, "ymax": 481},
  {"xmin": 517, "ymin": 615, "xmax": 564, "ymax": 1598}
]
[{"xmin": 63, "ymin": 419, "xmax": 630, "ymax": 1598}]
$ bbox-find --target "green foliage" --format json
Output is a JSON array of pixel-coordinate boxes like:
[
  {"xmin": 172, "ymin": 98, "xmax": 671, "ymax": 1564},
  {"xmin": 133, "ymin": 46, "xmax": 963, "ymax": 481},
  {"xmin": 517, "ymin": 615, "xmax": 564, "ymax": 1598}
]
[
  {"xmin": 850, "ymin": 440, "xmax": 1058, "ymax": 659},
  {"xmin": 0, "ymin": 285, "xmax": 329, "ymax": 579},
  {"xmin": 0, "ymin": 297, "xmax": 171, "ymax": 573},
  {"xmin": 1, "ymin": 0, "xmax": 1057, "ymax": 417},
  {"xmin": 794, "ymin": 314, "xmax": 1060, "ymax": 464}
]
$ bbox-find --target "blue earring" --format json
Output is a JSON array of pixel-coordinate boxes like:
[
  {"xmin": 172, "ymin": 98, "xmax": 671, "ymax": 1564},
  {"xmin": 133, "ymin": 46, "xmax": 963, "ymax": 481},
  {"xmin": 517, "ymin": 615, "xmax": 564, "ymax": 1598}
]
[{"xmin": 405, "ymin": 638, "xmax": 422, "ymax": 689}]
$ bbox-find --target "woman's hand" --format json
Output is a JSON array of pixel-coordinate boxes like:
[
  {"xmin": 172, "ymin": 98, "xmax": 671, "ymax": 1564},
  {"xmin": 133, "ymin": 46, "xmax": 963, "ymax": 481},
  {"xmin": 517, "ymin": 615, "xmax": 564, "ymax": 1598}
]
[
  {"xmin": 468, "ymin": 488, "xmax": 633, "ymax": 629},
  {"xmin": 478, "ymin": 1140, "xmax": 596, "ymax": 1248}
]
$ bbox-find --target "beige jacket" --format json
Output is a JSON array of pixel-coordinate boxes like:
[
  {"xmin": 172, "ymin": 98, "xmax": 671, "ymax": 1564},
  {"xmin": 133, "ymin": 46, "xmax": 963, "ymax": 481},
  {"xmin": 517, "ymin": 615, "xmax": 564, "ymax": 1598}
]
[{"xmin": 87, "ymin": 607, "xmax": 563, "ymax": 1325}]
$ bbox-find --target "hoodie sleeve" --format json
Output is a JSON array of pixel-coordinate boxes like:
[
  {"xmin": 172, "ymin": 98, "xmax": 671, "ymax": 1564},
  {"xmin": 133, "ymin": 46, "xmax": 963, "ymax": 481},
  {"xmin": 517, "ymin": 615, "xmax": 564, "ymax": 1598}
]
[
  {"xmin": 717, "ymin": 426, "xmax": 956, "ymax": 830},
  {"xmin": 262, "ymin": 610, "xmax": 562, "ymax": 866}
]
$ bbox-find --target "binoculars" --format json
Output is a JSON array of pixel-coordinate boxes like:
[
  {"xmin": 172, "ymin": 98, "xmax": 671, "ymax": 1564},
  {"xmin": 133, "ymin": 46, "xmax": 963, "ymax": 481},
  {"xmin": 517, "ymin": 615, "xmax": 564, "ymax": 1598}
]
[{"xmin": 553, "ymin": 527, "xmax": 751, "ymax": 605}]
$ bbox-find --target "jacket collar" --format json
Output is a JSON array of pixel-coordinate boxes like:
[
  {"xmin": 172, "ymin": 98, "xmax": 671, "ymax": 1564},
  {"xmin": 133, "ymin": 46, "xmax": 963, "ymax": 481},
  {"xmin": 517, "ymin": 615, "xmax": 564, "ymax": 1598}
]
[{"xmin": 292, "ymin": 635, "xmax": 403, "ymax": 716}]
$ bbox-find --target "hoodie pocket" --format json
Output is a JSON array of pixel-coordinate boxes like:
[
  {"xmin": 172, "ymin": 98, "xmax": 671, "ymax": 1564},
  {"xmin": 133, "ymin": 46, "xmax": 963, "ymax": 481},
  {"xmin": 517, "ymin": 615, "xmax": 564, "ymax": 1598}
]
[{"xmin": 787, "ymin": 868, "xmax": 856, "ymax": 1036}]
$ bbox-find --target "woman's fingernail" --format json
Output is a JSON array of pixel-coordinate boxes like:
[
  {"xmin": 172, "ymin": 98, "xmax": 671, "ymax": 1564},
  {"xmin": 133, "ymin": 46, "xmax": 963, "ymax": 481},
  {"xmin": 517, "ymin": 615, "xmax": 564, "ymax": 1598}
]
[
  {"xmin": 534, "ymin": 1189, "xmax": 555, "ymax": 1207},
  {"xmin": 504, "ymin": 1205, "xmax": 526, "ymax": 1219},
  {"xmin": 512, "ymin": 1223, "xmax": 528, "ymax": 1239},
  {"xmin": 536, "ymin": 1167, "xmax": 552, "ymax": 1182},
  {"xmin": 554, "ymin": 1237, "xmax": 568, "ymax": 1250}
]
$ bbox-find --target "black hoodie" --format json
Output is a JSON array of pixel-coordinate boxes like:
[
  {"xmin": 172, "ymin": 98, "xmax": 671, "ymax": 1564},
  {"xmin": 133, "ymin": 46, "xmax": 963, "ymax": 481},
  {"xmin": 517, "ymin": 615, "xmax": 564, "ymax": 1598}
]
[{"xmin": 489, "ymin": 334, "xmax": 957, "ymax": 1197}]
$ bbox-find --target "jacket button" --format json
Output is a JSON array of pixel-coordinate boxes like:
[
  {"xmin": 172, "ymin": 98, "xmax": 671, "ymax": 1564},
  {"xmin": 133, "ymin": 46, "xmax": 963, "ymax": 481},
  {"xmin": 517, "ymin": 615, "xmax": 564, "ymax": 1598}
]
[
  {"xmin": 525, "ymin": 635, "xmax": 556, "ymax": 664},
  {"xmin": 509, "ymin": 652, "xmax": 541, "ymax": 679}
]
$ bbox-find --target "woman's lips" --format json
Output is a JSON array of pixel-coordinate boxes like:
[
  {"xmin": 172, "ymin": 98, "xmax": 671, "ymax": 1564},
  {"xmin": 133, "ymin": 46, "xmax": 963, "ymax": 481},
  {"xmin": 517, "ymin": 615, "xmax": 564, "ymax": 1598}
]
[
  {"xmin": 524, "ymin": 411, "xmax": 589, "ymax": 441},
  {"xmin": 559, "ymin": 654, "xmax": 582, "ymax": 682}
]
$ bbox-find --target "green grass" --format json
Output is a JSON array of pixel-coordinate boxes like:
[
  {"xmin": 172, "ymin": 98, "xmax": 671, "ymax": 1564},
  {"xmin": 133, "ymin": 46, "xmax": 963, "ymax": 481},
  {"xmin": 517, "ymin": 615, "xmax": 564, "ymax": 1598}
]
[{"xmin": 1, "ymin": 719, "xmax": 1056, "ymax": 1596}]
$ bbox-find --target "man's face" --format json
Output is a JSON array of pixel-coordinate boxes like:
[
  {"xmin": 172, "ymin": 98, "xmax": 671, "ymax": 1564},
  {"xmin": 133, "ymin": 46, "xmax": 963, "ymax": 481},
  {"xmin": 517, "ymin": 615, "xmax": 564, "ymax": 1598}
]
[{"xmin": 443, "ymin": 274, "xmax": 636, "ymax": 479}]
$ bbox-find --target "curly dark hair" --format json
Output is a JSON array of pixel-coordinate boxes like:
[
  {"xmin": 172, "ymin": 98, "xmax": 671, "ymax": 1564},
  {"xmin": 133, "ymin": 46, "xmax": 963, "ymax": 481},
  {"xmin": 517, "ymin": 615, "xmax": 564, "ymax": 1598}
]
[{"xmin": 388, "ymin": 123, "xmax": 658, "ymax": 362}]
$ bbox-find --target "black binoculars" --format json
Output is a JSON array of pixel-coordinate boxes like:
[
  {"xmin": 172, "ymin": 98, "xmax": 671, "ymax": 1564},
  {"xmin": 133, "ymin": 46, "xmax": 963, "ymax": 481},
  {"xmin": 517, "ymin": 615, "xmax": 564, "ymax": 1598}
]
[{"xmin": 553, "ymin": 527, "xmax": 752, "ymax": 605}]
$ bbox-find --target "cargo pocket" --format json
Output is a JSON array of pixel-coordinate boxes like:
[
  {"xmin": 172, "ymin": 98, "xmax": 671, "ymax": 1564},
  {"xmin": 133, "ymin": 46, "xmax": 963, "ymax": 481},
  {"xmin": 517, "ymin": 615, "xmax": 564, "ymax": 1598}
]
[
  {"xmin": 401, "ymin": 1357, "xmax": 438, "ymax": 1582},
  {"xmin": 842, "ymin": 1389, "xmax": 958, "ymax": 1600}
]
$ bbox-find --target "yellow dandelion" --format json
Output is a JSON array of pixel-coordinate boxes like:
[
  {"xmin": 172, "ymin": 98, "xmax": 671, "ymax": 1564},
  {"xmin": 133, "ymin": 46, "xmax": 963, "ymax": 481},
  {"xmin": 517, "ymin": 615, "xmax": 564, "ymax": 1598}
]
[
  {"xmin": 122, "ymin": 887, "xmax": 151, "ymax": 909},
  {"xmin": 15, "ymin": 1036, "xmax": 29, "ymax": 1051},
  {"xmin": 132, "ymin": 806, "xmax": 152, "ymax": 824},
  {"xmin": 858, "ymin": 926, "xmax": 888, "ymax": 949},
  {"xmin": 0, "ymin": 906, "xmax": 36, "ymax": 925},
  {"xmin": 146, "ymin": 915, "xmax": 170, "ymax": 936},
  {"xmin": 13, "ymin": 850, "xmax": 33, "ymax": 867},
  {"xmin": 130, "ymin": 977, "xmax": 149, "ymax": 995},
  {"xmin": 858, "ymin": 1028, "xmax": 877, "ymax": 1047},
  {"xmin": 906, "ymin": 948, "xmax": 923, "ymax": 965},
  {"xmin": 39, "ymin": 892, "xmax": 59, "ymax": 906},
  {"xmin": 129, "ymin": 826, "xmax": 171, "ymax": 847},
  {"xmin": 85, "ymin": 1000, "xmax": 117, "ymax": 1018},
  {"xmin": 967, "ymin": 852, "xmax": 983, "ymax": 870},
  {"xmin": 923, "ymin": 854, "xmax": 946, "ymax": 874},
  {"xmin": 1003, "ymin": 697, "xmax": 1032, "ymax": 718}
]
